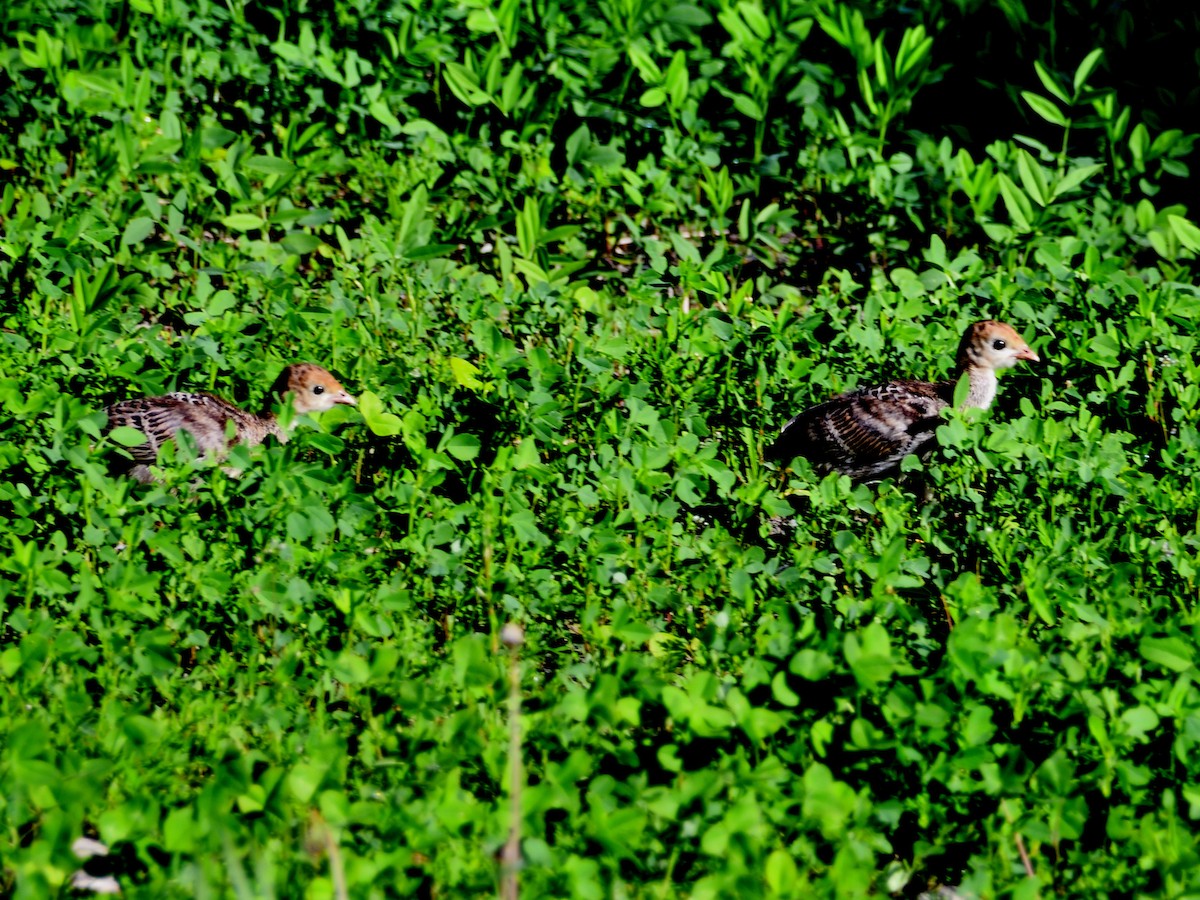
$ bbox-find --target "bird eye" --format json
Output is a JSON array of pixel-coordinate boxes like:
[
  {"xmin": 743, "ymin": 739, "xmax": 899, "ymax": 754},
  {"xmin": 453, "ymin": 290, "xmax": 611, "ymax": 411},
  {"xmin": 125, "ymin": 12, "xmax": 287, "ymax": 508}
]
[
  {"xmin": 992, "ymin": 339, "xmax": 1007, "ymax": 350},
  {"xmin": 313, "ymin": 385, "xmax": 325, "ymax": 395}
]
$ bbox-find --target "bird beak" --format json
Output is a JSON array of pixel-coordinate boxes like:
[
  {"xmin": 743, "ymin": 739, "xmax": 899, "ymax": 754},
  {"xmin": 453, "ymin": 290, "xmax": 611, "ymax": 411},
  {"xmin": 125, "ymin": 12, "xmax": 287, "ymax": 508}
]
[
  {"xmin": 1016, "ymin": 347, "xmax": 1040, "ymax": 363},
  {"xmin": 335, "ymin": 391, "xmax": 357, "ymax": 406}
]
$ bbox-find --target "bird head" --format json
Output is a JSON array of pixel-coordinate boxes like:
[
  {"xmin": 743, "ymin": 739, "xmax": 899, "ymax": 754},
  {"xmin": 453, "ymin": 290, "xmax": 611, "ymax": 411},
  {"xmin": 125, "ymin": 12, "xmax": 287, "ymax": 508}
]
[
  {"xmin": 273, "ymin": 363, "xmax": 357, "ymax": 414},
  {"xmin": 958, "ymin": 321, "xmax": 1040, "ymax": 371}
]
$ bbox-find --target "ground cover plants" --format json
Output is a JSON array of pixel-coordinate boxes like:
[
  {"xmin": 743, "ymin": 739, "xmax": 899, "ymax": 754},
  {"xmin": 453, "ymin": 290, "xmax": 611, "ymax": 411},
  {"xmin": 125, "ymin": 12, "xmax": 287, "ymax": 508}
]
[{"xmin": 2, "ymin": 0, "xmax": 1200, "ymax": 896}]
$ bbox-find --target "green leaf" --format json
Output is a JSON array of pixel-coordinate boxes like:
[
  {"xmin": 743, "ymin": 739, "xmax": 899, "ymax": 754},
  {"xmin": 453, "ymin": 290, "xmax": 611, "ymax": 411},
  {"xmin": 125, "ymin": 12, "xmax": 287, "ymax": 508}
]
[
  {"xmin": 626, "ymin": 42, "xmax": 661, "ymax": 82},
  {"xmin": 1034, "ymin": 60, "xmax": 1070, "ymax": 103},
  {"xmin": 108, "ymin": 425, "xmax": 149, "ymax": 447},
  {"xmin": 765, "ymin": 850, "xmax": 800, "ymax": 894},
  {"xmin": 664, "ymin": 50, "xmax": 689, "ymax": 108},
  {"xmin": 843, "ymin": 622, "xmax": 895, "ymax": 690},
  {"xmin": 1139, "ymin": 636, "xmax": 1194, "ymax": 673},
  {"xmin": 662, "ymin": 4, "xmax": 711, "ymax": 26},
  {"xmin": 1082, "ymin": 331, "xmax": 1121, "ymax": 368},
  {"xmin": 787, "ymin": 648, "xmax": 835, "ymax": 681},
  {"xmin": 898, "ymin": 30, "xmax": 932, "ymax": 79},
  {"xmin": 640, "ymin": 87, "xmax": 667, "ymax": 108},
  {"xmin": 121, "ymin": 216, "xmax": 155, "ymax": 246},
  {"xmin": 332, "ymin": 650, "xmax": 370, "ymax": 684},
  {"xmin": 802, "ymin": 763, "xmax": 857, "ymax": 838},
  {"xmin": 997, "ymin": 173, "xmax": 1034, "ymax": 231},
  {"xmin": 872, "ymin": 36, "xmax": 891, "ymax": 91},
  {"xmin": 517, "ymin": 195, "xmax": 540, "ymax": 258},
  {"xmin": 741, "ymin": 3, "xmax": 771, "ymax": 40},
  {"xmin": 1121, "ymin": 705, "xmax": 1159, "ymax": 738},
  {"xmin": 444, "ymin": 433, "xmax": 481, "ymax": 461},
  {"xmin": 1073, "ymin": 48, "xmax": 1104, "ymax": 94},
  {"xmin": 1022, "ymin": 91, "xmax": 1068, "ymax": 127},
  {"xmin": 221, "ymin": 213, "xmax": 265, "ymax": 231},
  {"xmin": 368, "ymin": 98, "xmax": 402, "ymax": 133},
  {"xmin": 0, "ymin": 647, "xmax": 19, "ymax": 678},
  {"xmin": 358, "ymin": 390, "xmax": 402, "ymax": 437},
  {"xmin": 1015, "ymin": 149, "xmax": 1049, "ymax": 206},
  {"xmin": 1128, "ymin": 123, "xmax": 1149, "ymax": 167},
  {"xmin": 1168, "ymin": 214, "xmax": 1200, "ymax": 252},
  {"xmin": 287, "ymin": 762, "xmax": 327, "ymax": 803},
  {"xmin": 770, "ymin": 671, "xmax": 800, "ymax": 706},
  {"xmin": 1052, "ymin": 163, "xmax": 1104, "ymax": 199},
  {"xmin": 407, "ymin": 243, "xmax": 458, "ymax": 260},
  {"xmin": 243, "ymin": 155, "xmax": 297, "ymax": 176},
  {"xmin": 449, "ymin": 357, "xmax": 484, "ymax": 391},
  {"xmin": 731, "ymin": 94, "xmax": 764, "ymax": 121},
  {"xmin": 443, "ymin": 61, "xmax": 489, "ymax": 106},
  {"xmin": 281, "ymin": 232, "xmax": 321, "ymax": 255}
]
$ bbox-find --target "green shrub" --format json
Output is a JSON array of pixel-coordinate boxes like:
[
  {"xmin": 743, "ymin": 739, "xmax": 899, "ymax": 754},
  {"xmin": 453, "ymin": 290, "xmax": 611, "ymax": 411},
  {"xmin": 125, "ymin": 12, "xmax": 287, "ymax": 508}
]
[{"xmin": 2, "ymin": 0, "xmax": 1199, "ymax": 896}]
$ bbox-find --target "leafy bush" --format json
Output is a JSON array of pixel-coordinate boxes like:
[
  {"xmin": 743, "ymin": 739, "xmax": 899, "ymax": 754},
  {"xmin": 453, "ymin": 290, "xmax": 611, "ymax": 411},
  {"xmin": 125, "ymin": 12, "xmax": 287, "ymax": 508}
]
[{"xmin": 2, "ymin": 0, "xmax": 1200, "ymax": 897}]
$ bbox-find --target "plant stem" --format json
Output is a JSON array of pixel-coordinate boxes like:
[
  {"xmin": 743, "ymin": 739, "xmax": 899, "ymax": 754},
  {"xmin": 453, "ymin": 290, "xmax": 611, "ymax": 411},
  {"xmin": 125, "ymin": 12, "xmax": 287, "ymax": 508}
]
[{"xmin": 500, "ymin": 622, "xmax": 524, "ymax": 900}]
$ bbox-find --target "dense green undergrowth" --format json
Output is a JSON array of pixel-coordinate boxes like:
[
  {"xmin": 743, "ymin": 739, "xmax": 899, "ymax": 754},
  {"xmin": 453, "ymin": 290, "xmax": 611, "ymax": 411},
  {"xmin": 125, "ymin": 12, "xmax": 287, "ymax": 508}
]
[{"xmin": 3, "ymin": 0, "xmax": 1200, "ymax": 896}]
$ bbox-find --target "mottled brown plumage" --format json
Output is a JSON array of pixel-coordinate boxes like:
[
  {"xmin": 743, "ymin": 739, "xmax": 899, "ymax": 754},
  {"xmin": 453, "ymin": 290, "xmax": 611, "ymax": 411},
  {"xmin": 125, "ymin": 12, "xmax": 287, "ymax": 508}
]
[
  {"xmin": 768, "ymin": 321, "xmax": 1039, "ymax": 480},
  {"xmin": 106, "ymin": 363, "xmax": 356, "ymax": 482}
]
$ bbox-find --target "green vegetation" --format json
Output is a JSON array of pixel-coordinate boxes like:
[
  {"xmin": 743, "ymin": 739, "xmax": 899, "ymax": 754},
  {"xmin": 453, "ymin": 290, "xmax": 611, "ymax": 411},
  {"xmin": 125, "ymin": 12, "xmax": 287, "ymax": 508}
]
[{"xmin": 3, "ymin": 0, "xmax": 1200, "ymax": 896}]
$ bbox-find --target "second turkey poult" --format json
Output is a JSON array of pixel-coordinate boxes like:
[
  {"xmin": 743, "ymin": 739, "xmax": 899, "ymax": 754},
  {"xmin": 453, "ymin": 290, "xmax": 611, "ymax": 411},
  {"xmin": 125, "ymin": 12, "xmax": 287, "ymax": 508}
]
[
  {"xmin": 767, "ymin": 321, "xmax": 1039, "ymax": 480},
  {"xmin": 105, "ymin": 363, "xmax": 356, "ymax": 482}
]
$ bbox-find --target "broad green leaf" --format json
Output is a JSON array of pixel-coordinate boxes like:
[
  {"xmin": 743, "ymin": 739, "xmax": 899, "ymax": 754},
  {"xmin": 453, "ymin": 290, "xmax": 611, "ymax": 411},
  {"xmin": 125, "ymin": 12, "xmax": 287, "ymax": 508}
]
[
  {"xmin": 1052, "ymin": 163, "xmax": 1104, "ymax": 199},
  {"xmin": 1128, "ymin": 123, "xmax": 1149, "ymax": 166},
  {"xmin": 121, "ymin": 216, "xmax": 155, "ymax": 246},
  {"xmin": 1075, "ymin": 330, "xmax": 1121, "ymax": 368},
  {"xmin": 369, "ymin": 98, "xmax": 402, "ymax": 133},
  {"xmin": 407, "ymin": 242, "xmax": 457, "ymax": 260},
  {"xmin": 243, "ymin": 155, "xmax": 296, "ymax": 176},
  {"xmin": 287, "ymin": 762, "xmax": 327, "ymax": 803},
  {"xmin": 1168, "ymin": 214, "xmax": 1200, "ymax": 252},
  {"xmin": 1139, "ymin": 636, "xmax": 1193, "ymax": 673},
  {"xmin": 332, "ymin": 650, "xmax": 370, "ymax": 684},
  {"xmin": 770, "ymin": 672, "xmax": 800, "ymax": 706},
  {"xmin": 843, "ymin": 622, "xmax": 895, "ymax": 690},
  {"xmin": 662, "ymin": 4, "xmax": 711, "ymax": 26},
  {"xmin": 802, "ymin": 763, "xmax": 857, "ymax": 839},
  {"xmin": 281, "ymin": 232, "xmax": 321, "ymax": 255},
  {"xmin": 731, "ymin": 93, "xmax": 763, "ymax": 121},
  {"xmin": 640, "ymin": 87, "xmax": 666, "ymax": 108},
  {"xmin": 108, "ymin": 425, "xmax": 149, "ymax": 447},
  {"xmin": 221, "ymin": 213, "xmax": 265, "ymax": 231},
  {"xmin": 765, "ymin": 850, "xmax": 800, "ymax": 894},
  {"xmin": 444, "ymin": 433, "xmax": 481, "ymax": 461},
  {"xmin": 0, "ymin": 647, "xmax": 19, "ymax": 678},
  {"xmin": 358, "ymin": 390, "xmax": 402, "ymax": 437},
  {"xmin": 1022, "ymin": 91, "xmax": 1068, "ymax": 127},
  {"xmin": 1121, "ymin": 706, "xmax": 1159, "ymax": 738},
  {"xmin": 449, "ymin": 357, "xmax": 484, "ymax": 391}
]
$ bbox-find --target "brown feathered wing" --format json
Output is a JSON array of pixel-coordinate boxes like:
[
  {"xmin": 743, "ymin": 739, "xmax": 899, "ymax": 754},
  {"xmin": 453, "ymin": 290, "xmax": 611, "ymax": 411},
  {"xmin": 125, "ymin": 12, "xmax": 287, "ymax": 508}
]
[
  {"xmin": 105, "ymin": 392, "xmax": 270, "ymax": 476},
  {"xmin": 769, "ymin": 379, "xmax": 955, "ymax": 479}
]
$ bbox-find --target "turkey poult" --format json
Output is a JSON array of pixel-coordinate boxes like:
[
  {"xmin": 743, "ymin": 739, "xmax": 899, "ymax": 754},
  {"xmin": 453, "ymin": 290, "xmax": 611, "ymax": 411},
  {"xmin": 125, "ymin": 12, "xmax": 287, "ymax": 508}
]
[
  {"xmin": 767, "ymin": 321, "xmax": 1039, "ymax": 480},
  {"xmin": 105, "ymin": 363, "xmax": 356, "ymax": 482}
]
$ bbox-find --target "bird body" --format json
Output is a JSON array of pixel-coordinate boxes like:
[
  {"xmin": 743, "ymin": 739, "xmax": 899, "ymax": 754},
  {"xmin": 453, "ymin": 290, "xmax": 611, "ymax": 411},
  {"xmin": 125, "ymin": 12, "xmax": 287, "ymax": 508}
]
[
  {"xmin": 769, "ymin": 321, "xmax": 1038, "ymax": 480},
  {"xmin": 106, "ymin": 363, "xmax": 356, "ymax": 482}
]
